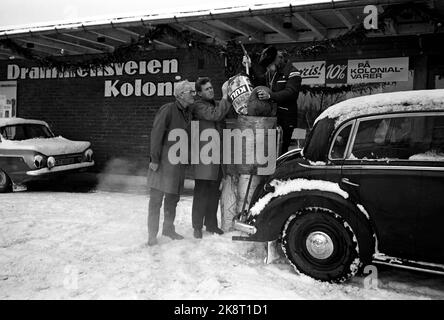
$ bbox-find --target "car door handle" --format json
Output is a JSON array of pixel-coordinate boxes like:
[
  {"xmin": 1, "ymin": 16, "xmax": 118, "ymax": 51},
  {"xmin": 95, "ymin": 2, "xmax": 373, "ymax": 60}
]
[{"xmin": 341, "ymin": 178, "xmax": 360, "ymax": 187}]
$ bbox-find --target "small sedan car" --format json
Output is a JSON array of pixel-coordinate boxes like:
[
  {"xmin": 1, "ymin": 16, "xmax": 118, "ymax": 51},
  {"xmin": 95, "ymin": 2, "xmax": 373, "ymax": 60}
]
[
  {"xmin": 0, "ymin": 118, "xmax": 94, "ymax": 192},
  {"xmin": 233, "ymin": 89, "xmax": 444, "ymax": 282}
]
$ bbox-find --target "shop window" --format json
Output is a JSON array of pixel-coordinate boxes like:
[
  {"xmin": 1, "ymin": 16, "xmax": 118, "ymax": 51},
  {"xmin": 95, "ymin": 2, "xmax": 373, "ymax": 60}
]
[{"xmin": 0, "ymin": 81, "xmax": 17, "ymax": 118}]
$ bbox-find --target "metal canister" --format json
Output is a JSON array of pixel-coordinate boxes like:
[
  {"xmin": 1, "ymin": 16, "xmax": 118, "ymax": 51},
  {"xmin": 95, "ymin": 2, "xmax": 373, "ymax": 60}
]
[{"xmin": 227, "ymin": 74, "xmax": 253, "ymax": 115}]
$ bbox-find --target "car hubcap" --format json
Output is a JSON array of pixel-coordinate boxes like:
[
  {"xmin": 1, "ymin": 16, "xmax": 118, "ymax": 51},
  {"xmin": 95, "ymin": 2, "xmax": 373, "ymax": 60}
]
[{"xmin": 305, "ymin": 231, "xmax": 334, "ymax": 260}]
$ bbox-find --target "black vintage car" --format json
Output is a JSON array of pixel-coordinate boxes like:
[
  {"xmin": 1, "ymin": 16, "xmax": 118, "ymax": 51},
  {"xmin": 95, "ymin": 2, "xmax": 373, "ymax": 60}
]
[{"xmin": 233, "ymin": 89, "xmax": 444, "ymax": 282}]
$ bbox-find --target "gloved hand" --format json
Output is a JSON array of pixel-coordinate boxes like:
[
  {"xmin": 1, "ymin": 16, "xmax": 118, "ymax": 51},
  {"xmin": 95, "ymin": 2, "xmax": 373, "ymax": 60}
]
[
  {"xmin": 149, "ymin": 162, "xmax": 159, "ymax": 171},
  {"xmin": 242, "ymin": 55, "xmax": 251, "ymax": 68},
  {"xmin": 257, "ymin": 89, "xmax": 271, "ymax": 100}
]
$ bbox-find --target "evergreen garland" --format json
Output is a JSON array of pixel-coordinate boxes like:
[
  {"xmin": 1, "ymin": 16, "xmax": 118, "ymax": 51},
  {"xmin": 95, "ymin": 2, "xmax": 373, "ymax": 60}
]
[
  {"xmin": 0, "ymin": 25, "xmax": 226, "ymax": 72},
  {"xmin": 1, "ymin": 1, "xmax": 442, "ymax": 96}
]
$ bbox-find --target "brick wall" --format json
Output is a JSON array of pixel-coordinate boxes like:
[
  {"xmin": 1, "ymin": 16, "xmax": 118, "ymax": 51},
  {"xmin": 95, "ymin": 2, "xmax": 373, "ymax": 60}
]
[
  {"xmin": 0, "ymin": 49, "xmax": 226, "ymax": 175},
  {"xmin": 2, "ymin": 35, "xmax": 444, "ymax": 175}
]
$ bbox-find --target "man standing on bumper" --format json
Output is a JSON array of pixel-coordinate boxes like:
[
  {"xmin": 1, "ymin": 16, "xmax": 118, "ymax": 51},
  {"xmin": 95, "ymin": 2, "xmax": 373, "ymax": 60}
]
[
  {"xmin": 147, "ymin": 80, "xmax": 194, "ymax": 246},
  {"xmin": 246, "ymin": 47, "xmax": 302, "ymax": 154},
  {"xmin": 190, "ymin": 78, "xmax": 231, "ymax": 239}
]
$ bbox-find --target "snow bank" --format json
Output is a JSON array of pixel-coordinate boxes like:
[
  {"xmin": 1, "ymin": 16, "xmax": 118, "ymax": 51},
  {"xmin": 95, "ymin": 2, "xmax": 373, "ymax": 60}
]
[
  {"xmin": 249, "ymin": 179, "xmax": 349, "ymax": 217},
  {"xmin": 315, "ymin": 89, "xmax": 444, "ymax": 127},
  {"xmin": 0, "ymin": 136, "xmax": 90, "ymax": 155},
  {"xmin": 357, "ymin": 204, "xmax": 370, "ymax": 220},
  {"xmin": 308, "ymin": 160, "xmax": 327, "ymax": 166},
  {"xmin": 409, "ymin": 150, "xmax": 444, "ymax": 161},
  {"xmin": 1, "ymin": 191, "xmax": 443, "ymax": 299}
]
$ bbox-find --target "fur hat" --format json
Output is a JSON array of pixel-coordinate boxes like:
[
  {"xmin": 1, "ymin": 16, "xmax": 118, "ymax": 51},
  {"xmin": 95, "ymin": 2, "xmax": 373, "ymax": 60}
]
[{"xmin": 258, "ymin": 46, "xmax": 278, "ymax": 68}]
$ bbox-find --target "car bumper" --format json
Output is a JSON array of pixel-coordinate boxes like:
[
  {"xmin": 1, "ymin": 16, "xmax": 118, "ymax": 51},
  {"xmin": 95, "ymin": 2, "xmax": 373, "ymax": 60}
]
[
  {"xmin": 233, "ymin": 219, "xmax": 257, "ymax": 235},
  {"xmin": 26, "ymin": 161, "xmax": 95, "ymax": 176}
]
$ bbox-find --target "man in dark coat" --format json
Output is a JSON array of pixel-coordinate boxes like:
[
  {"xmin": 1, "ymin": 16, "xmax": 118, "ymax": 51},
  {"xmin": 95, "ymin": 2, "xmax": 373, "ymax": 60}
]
[
  {"xmin": 246, "ymin": 47, "xmax": 302, "ymax": 154},
  {"xmin": 190, "ymin": 77, "xmax": 231, "ymax": 239},
  {"xmin": 147, "ymin": 80, "xmax": 194, "ymax": 246}
]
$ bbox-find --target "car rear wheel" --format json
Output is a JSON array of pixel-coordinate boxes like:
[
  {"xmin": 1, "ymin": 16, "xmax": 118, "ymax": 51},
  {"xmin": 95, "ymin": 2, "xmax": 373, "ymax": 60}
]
[
  {"xmin": 281, "ymin": 207, "xmax": 361, "ymax": 283},
  {"xmin": 0, "ymin": 170, "xmax": 12, "ymax": 193}
]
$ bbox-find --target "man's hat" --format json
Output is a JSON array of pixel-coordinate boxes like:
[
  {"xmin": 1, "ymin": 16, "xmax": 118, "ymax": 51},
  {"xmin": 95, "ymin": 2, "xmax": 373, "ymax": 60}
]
[{"xmin": 258, "ymin": 46, "xmax": 277, "ymax": 67}]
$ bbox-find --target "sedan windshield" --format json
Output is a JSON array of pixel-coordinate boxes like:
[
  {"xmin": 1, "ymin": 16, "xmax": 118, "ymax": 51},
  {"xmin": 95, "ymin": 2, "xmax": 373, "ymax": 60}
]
[
  {"xmin": 303, "ymin": 118, "xmax": 335, "ymax": 162},
  {"xmin": 0, "ymin": 124, "xmax": 54, "ymax": 141}
]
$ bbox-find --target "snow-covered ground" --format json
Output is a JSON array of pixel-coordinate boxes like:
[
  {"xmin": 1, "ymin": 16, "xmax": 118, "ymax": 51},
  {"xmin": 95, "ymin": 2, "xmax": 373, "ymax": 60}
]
[{"xmin": 1, "ymin": 187, "xmax": 444, "ymax": 300}]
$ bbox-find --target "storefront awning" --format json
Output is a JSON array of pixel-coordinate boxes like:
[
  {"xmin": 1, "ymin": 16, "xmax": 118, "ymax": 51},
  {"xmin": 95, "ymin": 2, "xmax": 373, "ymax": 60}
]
[{"xmin": 0, "ymin": 0, "xmax": 443, "ymax": 60}]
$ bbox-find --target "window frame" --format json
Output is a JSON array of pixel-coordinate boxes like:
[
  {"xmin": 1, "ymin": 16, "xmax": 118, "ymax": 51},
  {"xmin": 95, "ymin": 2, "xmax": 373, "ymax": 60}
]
[{"xmin": 328, "ymin": 119, "xmax": 356, "ymax": 162}]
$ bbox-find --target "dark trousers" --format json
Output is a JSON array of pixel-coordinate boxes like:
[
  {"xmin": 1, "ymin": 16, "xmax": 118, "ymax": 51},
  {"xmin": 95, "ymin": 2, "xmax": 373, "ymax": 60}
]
[
  {"xmin": 192, "ymin": 179, "xmax": 221, "ymax": 230},
  {"xmin": 280, "ymin": 124, "xmax": 294, "ymax": 155},
  {"xmin": 278, "ymin": 114, "xmax": 297, "ymax": 155},
  {"xmin": 148, "ymin": 188, "xmax": 180, "ymax": 239}
]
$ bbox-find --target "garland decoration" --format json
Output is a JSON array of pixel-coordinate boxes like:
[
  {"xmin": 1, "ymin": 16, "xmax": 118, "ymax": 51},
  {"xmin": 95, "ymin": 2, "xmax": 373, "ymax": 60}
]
[
  {"xmin": 0, "ymin": 1, "xmax": 442, "ymax": 97},
  {"xmin": 0, "ymin": 24, "xmax": 226, "ymax": 72},
  {"xmin": 300, "ymin": 83, "xmax": 389, "ymax": 96}
]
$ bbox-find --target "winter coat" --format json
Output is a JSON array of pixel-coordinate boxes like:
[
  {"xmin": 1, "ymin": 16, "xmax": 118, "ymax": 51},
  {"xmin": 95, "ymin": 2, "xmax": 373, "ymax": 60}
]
[
  {"xmin": 250, "ymin": 62, "xmax": 302, "ymax": 125},
  {"xmin": 147, "ymin": 100, "xmax": 191, "ymax": 194},
  {"xmin": 190, "ymin": 97, "xmax": 231, "ymax": 180}
]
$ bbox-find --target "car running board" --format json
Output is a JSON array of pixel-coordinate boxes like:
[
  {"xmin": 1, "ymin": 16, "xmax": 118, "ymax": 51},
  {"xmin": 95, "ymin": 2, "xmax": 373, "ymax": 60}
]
[{"xmin": 373, "ymin": 254, "xmax": 444, "ymax": 276}]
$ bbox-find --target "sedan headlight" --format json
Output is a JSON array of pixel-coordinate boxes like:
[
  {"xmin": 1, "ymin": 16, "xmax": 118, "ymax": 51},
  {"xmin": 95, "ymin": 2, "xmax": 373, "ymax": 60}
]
[
  {"xmin": 47, "ymin": 156, "xmax": 56, "ymax": 169},
  {"xmin": 33, "ymin": 155, "xmax": 45, "ymax": 168},
  {"xmin": 84, "ymin": 148, "xmax": 93, "ymax": 162}
]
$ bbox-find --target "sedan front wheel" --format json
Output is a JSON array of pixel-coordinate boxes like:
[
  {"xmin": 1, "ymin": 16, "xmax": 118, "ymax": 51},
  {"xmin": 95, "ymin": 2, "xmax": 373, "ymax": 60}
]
[{"xmin": 281, "ymin": 207, "xmax": 361, "ymax": 282}]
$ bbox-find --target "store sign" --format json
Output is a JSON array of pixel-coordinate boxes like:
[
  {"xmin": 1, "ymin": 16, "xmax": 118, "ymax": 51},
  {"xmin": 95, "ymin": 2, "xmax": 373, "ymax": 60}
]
[
  {"xmin": 347, "ymin": 57, "xmax": 409, "ymax": 84},
  {"xmin": 292, "ymin": 61, "xmax": 325, "ymax": 85},
  {"xmin": 292, "ymin": 57, "xmax": 409, "ymax": 85},
  {"xmin": 5, "ymin": 59, "xmax": 179, "ymax": 98},
  {"xmin": 325, "ymin": 60, "xmax": 348, "ymax": 84}
]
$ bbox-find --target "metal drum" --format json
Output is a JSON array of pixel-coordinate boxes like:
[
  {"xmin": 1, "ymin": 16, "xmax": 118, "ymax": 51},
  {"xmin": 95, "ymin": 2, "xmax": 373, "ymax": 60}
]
[
  {"xmin": 224, "ymin": 115, "xmax": 277, "ymax": 175},
  {"xmin": 227, "ymin": 74, "xmax": 254, "ymax": 115}
]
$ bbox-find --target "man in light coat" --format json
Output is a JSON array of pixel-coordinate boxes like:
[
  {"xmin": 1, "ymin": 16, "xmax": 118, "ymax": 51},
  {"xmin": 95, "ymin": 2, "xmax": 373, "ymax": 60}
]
[
  {"xmin": 190, "ymin": 77, "xmax": 231, "ymax": 239},
  {"xmin": 147, "ymin": 80, "xmax": 195, "ymax": 246}
]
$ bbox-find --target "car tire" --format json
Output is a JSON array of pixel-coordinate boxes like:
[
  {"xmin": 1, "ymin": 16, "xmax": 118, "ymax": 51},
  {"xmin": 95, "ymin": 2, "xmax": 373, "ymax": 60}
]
[
  {"xmin": 0, "ymin": 170, "xmax": 12, "ymax": 193},
  {"xmin": 281, "ymin": 207, "xmax": 361, "ymax": 283}
]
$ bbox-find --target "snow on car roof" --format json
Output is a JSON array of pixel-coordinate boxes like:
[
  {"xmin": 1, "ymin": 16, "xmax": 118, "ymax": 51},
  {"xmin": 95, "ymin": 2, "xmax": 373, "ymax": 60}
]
[
  {"xmin": 315, "ymin": 89, "xmax": 444, "ymax": 127},
  {"xmin": 0, "ymin": 117, "xmax": 49, "ymax": 127}
]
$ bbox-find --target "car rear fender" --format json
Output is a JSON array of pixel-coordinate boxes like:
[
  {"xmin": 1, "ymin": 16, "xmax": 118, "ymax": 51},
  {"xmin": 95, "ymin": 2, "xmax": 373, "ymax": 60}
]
[{"xmin": 251, "ymin": 190, "xmax": 375, "ymax": 264}]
